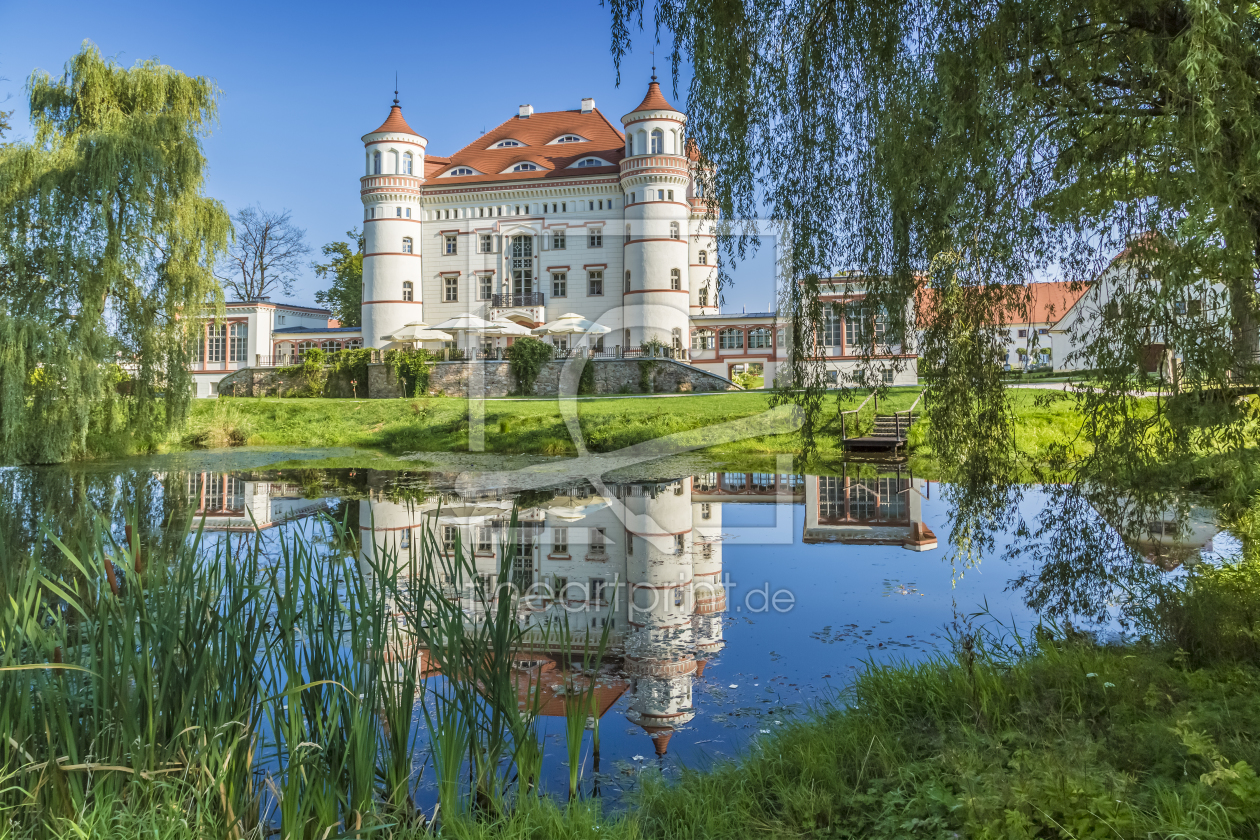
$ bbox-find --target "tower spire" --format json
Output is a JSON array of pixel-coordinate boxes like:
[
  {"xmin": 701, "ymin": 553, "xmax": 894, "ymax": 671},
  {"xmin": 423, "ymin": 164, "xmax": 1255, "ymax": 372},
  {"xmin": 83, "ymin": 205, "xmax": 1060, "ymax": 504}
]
[
  {"xmin": 651, "ymin": 47, "xmax": 657, "ymax": 81},
  {"xmin": 393, "ymin": 72, "xmax": 399, "ymax": 106}
]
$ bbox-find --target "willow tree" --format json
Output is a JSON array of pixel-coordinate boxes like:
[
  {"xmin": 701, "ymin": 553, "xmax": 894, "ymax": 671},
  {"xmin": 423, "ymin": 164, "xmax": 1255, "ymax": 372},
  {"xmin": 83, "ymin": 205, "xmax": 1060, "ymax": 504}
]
[
  {"xmin": 0, "ymin": 43, "xmax": 229, "ymax": 464},
  {"xmin": 611, "ymin": 0, "xmax": 1260, "ymax": 461}
]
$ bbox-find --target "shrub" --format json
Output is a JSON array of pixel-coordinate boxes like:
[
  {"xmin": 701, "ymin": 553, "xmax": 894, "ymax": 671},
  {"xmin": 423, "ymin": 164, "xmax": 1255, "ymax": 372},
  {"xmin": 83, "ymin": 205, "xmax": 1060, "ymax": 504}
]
[
  {"xmin": 384, "ymin": 348, "xmax": 434, "ymax": 397},
  {"xmin": 505, "ymin": 337, "xmax": 554, "ymax": 394}
]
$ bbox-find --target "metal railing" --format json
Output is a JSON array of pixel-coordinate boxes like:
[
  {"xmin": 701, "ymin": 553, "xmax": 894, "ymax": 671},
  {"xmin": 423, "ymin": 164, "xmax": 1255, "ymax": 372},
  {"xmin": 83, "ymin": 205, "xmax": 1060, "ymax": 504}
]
[
  {"xmin": 838, "ymin": 392, "xmax": 875, "ymax": 441},
  {"xmin": 491, "ymin": 292, "xmax": 544, "ymax": 308}
]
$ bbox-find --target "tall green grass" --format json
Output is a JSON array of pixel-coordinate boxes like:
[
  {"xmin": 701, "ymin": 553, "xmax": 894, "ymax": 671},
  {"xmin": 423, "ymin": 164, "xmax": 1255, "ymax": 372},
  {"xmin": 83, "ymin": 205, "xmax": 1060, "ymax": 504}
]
[{"xmin": 0, "ymin": 503, "xmax": 613, "ymax": 838}]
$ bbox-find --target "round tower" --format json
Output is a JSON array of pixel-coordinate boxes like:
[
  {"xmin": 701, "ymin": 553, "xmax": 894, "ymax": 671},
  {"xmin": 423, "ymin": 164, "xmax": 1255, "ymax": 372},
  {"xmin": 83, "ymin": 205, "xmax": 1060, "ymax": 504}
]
[
  {"xmin": 688, "ymin": 148, "xmax": 720, "ymax": 317},
  {"xmin": 620, "ymin": 76, "xmax": 691, "ymax": 353},
  {"xmin": 691, "ymin": 486, "xmax": 726, "ymax": 655},
  {"xmin": 361, "ymin": 95, "xmax": 427, "ymax": 349},
  {"xmin": 622, "ymin": 479, "xmax": 697, "ymax": 754}
]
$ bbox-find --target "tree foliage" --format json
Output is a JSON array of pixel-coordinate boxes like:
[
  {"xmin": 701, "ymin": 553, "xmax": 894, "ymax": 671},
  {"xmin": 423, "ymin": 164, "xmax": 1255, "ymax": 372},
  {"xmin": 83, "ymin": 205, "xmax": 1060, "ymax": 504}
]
[
  {"xmin": 313, "ymin": 229, "xmax": 364, "ymax": 327},
  {"xmin": 0, "ymin": 42, "xmax": 229, "ymax": 464},
  {"xmin": 610, "ymin": 0, "xmax": 1260, "ymax": 469},
  {"xmin": 216, "ymin": 204, "xmax": 309, "ymax": 300}
]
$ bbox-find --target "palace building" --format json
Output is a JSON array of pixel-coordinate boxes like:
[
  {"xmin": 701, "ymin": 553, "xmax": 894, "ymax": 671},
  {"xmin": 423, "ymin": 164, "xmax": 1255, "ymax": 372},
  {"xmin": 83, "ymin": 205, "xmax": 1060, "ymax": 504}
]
[{"xmin": 189, "ymin": 79, "xmax": 918, "ymax": 397}]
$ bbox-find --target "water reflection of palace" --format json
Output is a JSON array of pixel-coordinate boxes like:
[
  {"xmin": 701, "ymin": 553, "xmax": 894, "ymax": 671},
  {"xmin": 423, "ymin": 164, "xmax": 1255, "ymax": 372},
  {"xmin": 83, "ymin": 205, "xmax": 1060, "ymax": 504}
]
[
  {"xmin": 358, "ymin": 471, "xmax": 809, "ymax": 757},
  {"xmin": 185, "ymin": 473, "xmax": 329, "ymax": 532},
  {"xmin": 803, "ymin": 465, "xmax": 937, "ymax": 550}
]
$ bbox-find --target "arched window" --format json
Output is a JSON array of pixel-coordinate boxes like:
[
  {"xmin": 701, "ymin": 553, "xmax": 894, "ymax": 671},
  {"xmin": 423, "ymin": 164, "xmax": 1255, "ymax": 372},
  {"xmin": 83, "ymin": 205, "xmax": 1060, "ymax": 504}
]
[
  {"xmin": 365, "ymin": 151, "xmax": 372, "ymax": 175},
  {"xmin": 636, "ymin": 129, "xmax": 647, "ymax": 154},
  {"xmin": 698, "ymin": 250, "xmax": 707, "ymax": 265},
  {"xmin": 296, "ymin": 340, "xmax": 316, "ymax": 361},
  {"xmin": 670, "ymin": 268, "xmax": 681, "ymax": 290},
  {"xmin": 448, "ymin": 167, "xmax": 475, "ymax": 176},
  {"xmin": 402, "ymin": 281, "xmax": 414, "ymax": 302},
  {"xmin": 343, "ymin": 339, "xmax": 363, "ymax": 351},
  {"xmin": 748, "ymin": 327, "xmax": 772, "ymax": 349},
  {"xmin": 576, "ymin": 158, "xmax": 603, "ymax": 167},
  {"xmin": 650, "ymin": 129, "xmax": 663, "ymax": 154},
  {"xmin": 389, "ymin": 149, "xmax": 399, "ymax": 173},
  {"xmin": 624, "ymin": 270, "xmax": 631, "ymax": 293},
  {"xmin": 275, "ymin": 341, "xmax": 295, "ymax": 363},
  {"xmin": 511, "ymin": 162, "xmax": 539, "ymax": 172},
  {"xmin": 403, "ymin": 152, "xmax": 413, "ymax": 174},
  {"xmin": 719, "ymin": 328, "xmax": 744, "ymax": 350},
  {"xmin": 670, "ymin": 222, "xmax": 680, "ymax": 239},
  {"xmin": 692, "ymin": 329, "xmax": 715, "ymax": 350},
  {"xmin": 372, "ymin": 151, "xmax": 381, "ymax": 174},
  {"xmin": 321, "ymin": 340, "xmax": 340, "ymax": 353}
]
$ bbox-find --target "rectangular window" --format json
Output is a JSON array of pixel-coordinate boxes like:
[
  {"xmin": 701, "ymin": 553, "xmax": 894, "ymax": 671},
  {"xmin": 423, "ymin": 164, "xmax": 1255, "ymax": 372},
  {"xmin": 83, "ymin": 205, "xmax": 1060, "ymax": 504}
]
[
  {"xmin": 480, "ymin": 275, "xmax": 493, "ymax": 300},
  {"xmin": 589, "ymin": 230, "xmax": 603, "ymax": 248},
  {"xmin": 590, "ymin": 577, "xmax": 607, "ymax": 603},
  {"xmin": 445, "ymin": 276, "xmax": 458, "ymax": 302},
  {"xmin": 882, "ymin": 368, "xmax": 895, "ymax": 385},
  {"xmin": 588, "ymin": 270, "xmax": 603, "ymax": 296},
  {"xmin": 701, "ymin": 502, "xmax": 712, "ymax": 520},
  {"xmin": 1038, "ymin": 328, "xmax": 1048, "ymax": 336},
  {"xmin": 552, "ymin": 272, "xmax": 567, "ymax": 297},
  {"xmin": 445, "ymin": 235, "xmax": 458, "ymax": 255},
  {"xmin": 719, "ymin": 329, "xmax": 744, "ymax": 350},
  {"xmin": 480, "ymin": 234, "xmax": 493, "ymax": 253},
  {"xmin": 1188, "ymin": 298, "xmax": 1203, "ymax": 316},
  {"xmin": 776, "ymin": 328, "xmax": 785, "ymax": 348},
  {"xmin": 552, "ymin": 231, "xmax": 566, "ymax": 249},
  {"xmin": 845, "ymin": 305, "xmax": 871, "ymax": 348},
  {"xmin": 442, "ymin": 525, "xmax": 458, "ymax": 554},
  {"xmin": 477, "ymin": 528, "xmax": 492, "ymax": 552},
  {"xmin": 668, "ymin": 189, "xmax": 674, "ymax": 201},
  {"xmin": 207, "ymin": 324, "xmax": 227, "ymax": 362},
  {"xmin": 1018, "ymin": 329, "xmax": 1028, "ymax": 338},
  {"xmin": 229, "ymin": 323, "xmax": 248, "ymax": 362},
  {"xmin": 590, "ymin": 527, "xmax": 606, "ymax": 555},
  {"xmin": 553, "ymin": 527, "xmax": 568, "ymax": 554}
]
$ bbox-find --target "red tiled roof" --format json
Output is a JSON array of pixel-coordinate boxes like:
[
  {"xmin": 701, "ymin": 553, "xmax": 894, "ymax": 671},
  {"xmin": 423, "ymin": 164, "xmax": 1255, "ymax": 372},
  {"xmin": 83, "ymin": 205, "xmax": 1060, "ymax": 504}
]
[
  {"xmin": 424, "ymin": 108, "xmax": 626, "ymax": 188},
  {"xmin": 368, "ymin": 105, "xmax": 422, "ymax": 137},
  {"xmin": 629, "ymin": 80, "xmax": 677, "ymax": 114},
  {"xmin": 915, "ymin": 280, "xmax": 1090, "ymax": 328}
]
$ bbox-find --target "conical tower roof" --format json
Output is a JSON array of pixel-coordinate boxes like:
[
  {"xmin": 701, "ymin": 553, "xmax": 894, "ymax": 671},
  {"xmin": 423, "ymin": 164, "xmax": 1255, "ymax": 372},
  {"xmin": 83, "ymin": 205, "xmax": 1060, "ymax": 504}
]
[
  {"xmin": 632, "ymin": 80, "xmax": 677, "ymax": 113},
  {"xmin": 367, "ymin": 104, "xmax": 421, "ymax": 137}
]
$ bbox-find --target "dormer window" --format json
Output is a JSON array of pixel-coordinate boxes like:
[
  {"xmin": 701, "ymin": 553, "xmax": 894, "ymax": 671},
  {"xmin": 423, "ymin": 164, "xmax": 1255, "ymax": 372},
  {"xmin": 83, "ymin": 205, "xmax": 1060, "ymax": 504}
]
[
  {"xmin": 511, "ymin": 162, "xmax": 539, "ymax": 172},
  {"xmin": 491, "ymin": 139, "xmax": 524, "ymax": 149},
  {"xmin": 447, "ymin": 167, "xmax": 476, "ymax": 176},
  {"xmin": 575, "ymin": 157, "xmax": 608, "ymax": 168},
  {"xmin": 554, "ymin": 134, "xmax": 585, "ymax": 143}
]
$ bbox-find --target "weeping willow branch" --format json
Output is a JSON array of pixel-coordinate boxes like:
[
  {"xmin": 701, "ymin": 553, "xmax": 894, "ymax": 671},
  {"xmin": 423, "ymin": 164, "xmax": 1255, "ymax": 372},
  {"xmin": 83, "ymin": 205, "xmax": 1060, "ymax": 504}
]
[{"xmin": 0, "ymin": 41, "xmax": 230, "ymax": 464}]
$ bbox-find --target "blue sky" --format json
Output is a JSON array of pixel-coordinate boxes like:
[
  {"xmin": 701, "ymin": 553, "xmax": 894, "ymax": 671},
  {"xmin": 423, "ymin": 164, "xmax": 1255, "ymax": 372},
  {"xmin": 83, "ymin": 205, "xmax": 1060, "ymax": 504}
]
[{"xmin": 0, "ymin": 0, "xmax": 777, "ymax": 312}]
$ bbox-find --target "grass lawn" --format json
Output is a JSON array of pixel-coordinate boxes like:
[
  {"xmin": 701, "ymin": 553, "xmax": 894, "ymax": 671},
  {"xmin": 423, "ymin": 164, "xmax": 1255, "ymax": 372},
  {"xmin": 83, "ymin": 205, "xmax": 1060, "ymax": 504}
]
[{"xmin": 177, "ymin": 386, "xmax": 1103, "ymax": 466}]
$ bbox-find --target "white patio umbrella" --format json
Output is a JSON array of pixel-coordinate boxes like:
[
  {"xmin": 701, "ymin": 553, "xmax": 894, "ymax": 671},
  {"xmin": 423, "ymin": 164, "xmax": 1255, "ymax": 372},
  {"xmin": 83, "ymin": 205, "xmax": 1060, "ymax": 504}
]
[
  {"xmin": 488, "ymin": 317, "xmax": 534, "ymax": 337},
  {"xmin": 380, "ymin": 321, "xmax": 454, "ymax": 344},
  {"xmin": 532, "ymin": 313, "xmax": 612, "ymax": 339},
  {"xmin": 431, "ymin": 314, "xmax": 507, "ymax": 335}
]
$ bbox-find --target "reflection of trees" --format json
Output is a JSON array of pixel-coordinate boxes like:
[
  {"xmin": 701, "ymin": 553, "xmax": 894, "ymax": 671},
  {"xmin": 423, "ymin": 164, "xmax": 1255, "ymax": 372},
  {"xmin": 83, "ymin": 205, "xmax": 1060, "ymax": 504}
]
[{"xmin": 1009, "ymin": 485, "xmax": 1170, "ymax": 628}]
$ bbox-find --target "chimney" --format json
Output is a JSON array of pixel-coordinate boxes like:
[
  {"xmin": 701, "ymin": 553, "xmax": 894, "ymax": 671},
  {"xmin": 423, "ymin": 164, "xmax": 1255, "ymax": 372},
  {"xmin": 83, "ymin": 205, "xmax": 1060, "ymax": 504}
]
[
  {"xmin": 581, "ymin": 97, "xmax": 595, "ymax": 113},
  {"xmin": 518, "ymin": 104, "xmax": 533, "ymax": 119}
]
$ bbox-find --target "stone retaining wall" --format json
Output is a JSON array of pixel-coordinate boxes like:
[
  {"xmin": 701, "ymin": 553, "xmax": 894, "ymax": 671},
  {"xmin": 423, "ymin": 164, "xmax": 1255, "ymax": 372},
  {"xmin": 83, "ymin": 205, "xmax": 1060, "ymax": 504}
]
[{"xmin": 223, "ymin": 358, "xmax": 739, "ymax": 400}]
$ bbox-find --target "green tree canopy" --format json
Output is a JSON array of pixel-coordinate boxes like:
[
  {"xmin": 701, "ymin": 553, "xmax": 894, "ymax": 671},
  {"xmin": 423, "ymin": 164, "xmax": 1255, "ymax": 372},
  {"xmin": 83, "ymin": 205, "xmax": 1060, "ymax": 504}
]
[
  {"xmin": 611, "ymin": 0, "xmax": 1260, "ymax": 463},
  {"xmin": 0, "ymin": 42, "xmax": 229, "ymax": 464},
  {"xmin": 313, "ymin": 229, "xmax": 364, "ymax": 328}
]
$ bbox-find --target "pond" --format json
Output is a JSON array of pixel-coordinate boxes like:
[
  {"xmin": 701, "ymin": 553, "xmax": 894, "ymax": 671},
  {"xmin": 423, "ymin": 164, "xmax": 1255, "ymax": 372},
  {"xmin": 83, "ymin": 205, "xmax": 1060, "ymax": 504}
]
[{"xmin": 0, "ymin": 448, "xmax": 1232, "ymax": 807}]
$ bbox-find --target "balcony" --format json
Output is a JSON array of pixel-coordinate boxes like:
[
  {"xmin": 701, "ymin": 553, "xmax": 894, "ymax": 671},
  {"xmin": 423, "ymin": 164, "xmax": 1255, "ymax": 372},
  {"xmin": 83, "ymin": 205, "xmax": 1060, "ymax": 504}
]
[{"xmin": 492, "ymin": 292, "xmax": 544, "ymax": 308}]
